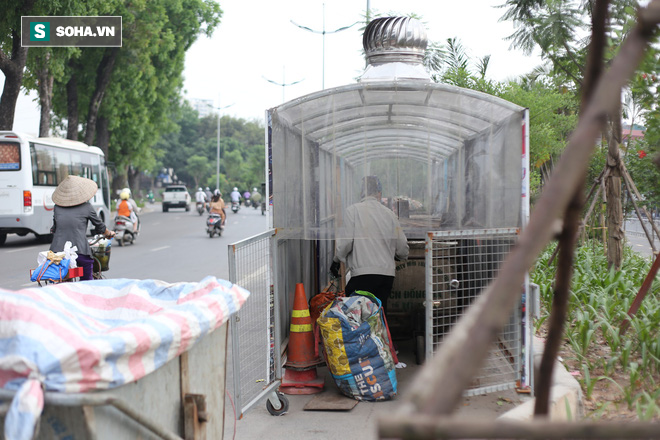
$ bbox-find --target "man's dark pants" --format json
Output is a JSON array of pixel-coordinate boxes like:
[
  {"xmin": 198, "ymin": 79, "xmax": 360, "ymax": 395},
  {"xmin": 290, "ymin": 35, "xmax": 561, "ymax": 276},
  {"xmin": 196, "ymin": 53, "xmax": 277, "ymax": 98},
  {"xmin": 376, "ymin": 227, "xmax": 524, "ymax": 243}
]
[{"xmin": 344, "ymin": 274, "xmax": 395, "ymax": 315}]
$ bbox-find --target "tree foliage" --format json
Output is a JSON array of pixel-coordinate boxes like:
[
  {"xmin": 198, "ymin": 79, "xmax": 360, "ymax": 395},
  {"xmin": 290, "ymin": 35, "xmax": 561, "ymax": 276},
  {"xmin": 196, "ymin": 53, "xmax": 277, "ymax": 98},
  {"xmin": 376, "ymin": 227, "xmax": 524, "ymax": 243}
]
[
  {"xmin": 152, "ymin": 102, "xmax": 266, "ymax": 196},
  {"xmin": 497, "ymin": 0, "xmax": 660, "ymax": 204},
  {"xmin": 37, "ymin": 0, "xmax": 223, "ymax": 191}
]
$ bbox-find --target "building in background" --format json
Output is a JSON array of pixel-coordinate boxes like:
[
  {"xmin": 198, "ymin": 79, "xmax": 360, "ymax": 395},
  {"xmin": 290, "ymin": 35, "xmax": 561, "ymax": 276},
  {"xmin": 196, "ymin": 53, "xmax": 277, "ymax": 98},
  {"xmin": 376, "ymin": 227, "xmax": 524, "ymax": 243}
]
[{"xmin": 188, "ymin": 98, "xmax": 214, "ymax": 118}]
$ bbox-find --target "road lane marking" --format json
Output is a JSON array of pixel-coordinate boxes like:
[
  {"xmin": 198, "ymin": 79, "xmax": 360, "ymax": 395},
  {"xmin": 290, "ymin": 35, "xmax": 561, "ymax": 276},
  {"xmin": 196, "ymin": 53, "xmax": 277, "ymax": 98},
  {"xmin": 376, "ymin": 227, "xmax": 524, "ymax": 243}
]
[
  {"xmin": 21, "ymin": 282, "xmax": 35, "ymax": 287},
  {"xmin": 7, "ymin": 246, "xmax": 40, "ymax": 253},
  {"xmin": 151, "ymin": 246, "xmax": 171, "ymax": 252}
]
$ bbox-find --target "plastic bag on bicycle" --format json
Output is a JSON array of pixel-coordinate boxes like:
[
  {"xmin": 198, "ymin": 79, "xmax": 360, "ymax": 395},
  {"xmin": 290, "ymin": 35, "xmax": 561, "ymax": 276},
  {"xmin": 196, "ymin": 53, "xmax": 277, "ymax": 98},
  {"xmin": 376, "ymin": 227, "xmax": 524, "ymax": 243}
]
[
  {"xmin": 31, "ymin": 257, "xmax": 71, "ymax": 283},
  {"xmin": 37, "ymin": 241, "xmax": 78, "ymax": 268}
]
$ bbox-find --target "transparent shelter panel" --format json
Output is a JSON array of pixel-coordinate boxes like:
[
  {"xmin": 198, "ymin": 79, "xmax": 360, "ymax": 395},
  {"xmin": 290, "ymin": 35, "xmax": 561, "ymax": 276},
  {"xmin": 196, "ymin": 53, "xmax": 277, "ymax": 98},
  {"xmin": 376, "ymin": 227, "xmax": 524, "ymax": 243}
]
[{"xmin": 269, "ymin": 81, "xmax": 525, "ymax": 244}]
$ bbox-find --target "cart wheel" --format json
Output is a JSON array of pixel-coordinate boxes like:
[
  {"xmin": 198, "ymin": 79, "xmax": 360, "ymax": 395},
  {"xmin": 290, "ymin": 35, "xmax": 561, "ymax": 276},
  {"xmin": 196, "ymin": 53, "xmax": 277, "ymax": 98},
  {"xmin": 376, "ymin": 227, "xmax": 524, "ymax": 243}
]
[
  {"xmin": 415, "ymin": 334, "xmax": 425, "ymax": 365},
  {"xmin": 266, "ymin": 393, "xmax": 289, "ymax": 416}
]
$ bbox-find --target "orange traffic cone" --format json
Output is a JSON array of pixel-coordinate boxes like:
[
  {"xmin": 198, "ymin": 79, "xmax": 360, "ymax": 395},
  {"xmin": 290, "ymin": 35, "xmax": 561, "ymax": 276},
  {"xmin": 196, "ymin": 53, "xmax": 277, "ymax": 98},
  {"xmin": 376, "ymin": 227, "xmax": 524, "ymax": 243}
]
[{"xmin": 280, "ymin": 283, "xmax": 324, "ymax": 395}]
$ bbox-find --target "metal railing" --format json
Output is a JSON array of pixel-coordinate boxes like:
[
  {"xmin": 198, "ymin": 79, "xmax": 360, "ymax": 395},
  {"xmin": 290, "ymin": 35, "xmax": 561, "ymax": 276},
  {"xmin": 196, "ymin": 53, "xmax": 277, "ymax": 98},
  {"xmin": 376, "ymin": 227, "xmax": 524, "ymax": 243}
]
[{"xmin": 228, "ymin": 229, "xmax": 281, "ymax": 418}]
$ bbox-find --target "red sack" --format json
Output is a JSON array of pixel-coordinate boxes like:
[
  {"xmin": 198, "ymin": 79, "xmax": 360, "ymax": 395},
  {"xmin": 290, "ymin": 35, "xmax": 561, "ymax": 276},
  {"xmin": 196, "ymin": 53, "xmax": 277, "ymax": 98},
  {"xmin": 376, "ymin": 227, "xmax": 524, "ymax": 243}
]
[
  {"xmin": 310, "ymin": 280, "xmax": 344, "ymax": 359},
  {"xmin": 310, "ymin": 280, "xmax": 344, "ymax": 323}
]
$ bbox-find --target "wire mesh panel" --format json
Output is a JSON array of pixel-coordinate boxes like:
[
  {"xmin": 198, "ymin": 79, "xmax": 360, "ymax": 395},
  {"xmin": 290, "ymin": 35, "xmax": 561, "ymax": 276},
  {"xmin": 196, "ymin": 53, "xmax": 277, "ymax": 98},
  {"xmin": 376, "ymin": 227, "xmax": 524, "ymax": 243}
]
[
  {"xmin": 228, "ymin": 229, "xmax": 279, "ymax": 418},
  {"xmin": 425, "ymin": 228, "xmax": 522, "ymax": 396}
]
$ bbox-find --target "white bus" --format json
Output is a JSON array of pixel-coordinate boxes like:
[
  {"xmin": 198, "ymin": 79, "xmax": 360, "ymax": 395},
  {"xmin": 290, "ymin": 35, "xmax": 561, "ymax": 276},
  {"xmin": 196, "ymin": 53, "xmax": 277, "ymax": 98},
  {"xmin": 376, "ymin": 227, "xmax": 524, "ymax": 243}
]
[{"xmin": 0, "ymin": 131, "xmax": 111, "ymax": 246}]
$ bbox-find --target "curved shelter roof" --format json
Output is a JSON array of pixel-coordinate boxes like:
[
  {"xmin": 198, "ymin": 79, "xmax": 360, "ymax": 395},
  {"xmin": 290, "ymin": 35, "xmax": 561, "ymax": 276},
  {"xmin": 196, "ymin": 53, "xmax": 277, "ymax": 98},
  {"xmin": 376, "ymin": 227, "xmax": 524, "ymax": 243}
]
[{"xmin": 270, "ymin": 80, "xmax": 525, "ymax": 167}]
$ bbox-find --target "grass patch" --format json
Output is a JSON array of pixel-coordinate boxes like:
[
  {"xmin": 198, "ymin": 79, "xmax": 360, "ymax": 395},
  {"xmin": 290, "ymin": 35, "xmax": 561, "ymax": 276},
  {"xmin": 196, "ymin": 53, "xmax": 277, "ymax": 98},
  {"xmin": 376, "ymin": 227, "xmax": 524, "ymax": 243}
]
[{"xmin": 532, "ymin": 241, "xmax": 660, "ymax": 420}]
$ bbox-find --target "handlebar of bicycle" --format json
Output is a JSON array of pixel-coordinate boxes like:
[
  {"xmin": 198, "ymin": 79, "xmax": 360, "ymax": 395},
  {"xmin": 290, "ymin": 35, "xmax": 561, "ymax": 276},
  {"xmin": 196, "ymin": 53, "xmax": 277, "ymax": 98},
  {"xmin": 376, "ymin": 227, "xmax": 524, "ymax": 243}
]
[{"xmin": 89, "ymin": 235, "xmax": 114, "ymax": 246}]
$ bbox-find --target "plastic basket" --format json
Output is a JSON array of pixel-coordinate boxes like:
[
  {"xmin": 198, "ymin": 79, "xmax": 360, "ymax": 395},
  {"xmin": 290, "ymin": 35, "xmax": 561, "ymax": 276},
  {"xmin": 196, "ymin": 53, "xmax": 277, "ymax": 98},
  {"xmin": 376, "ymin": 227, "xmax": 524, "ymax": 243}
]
[{"xmin": 91, "ymin": 245, "xmax": 111, "ymax": 271}]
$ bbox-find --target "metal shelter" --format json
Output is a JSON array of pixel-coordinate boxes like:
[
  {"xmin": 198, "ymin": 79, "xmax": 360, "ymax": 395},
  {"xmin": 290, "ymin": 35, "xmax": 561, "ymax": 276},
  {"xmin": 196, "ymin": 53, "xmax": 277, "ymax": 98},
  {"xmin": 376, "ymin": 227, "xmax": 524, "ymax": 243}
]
[{"xmin": 229, "ymin": 16, "xmax": 533, "ymax": 416}]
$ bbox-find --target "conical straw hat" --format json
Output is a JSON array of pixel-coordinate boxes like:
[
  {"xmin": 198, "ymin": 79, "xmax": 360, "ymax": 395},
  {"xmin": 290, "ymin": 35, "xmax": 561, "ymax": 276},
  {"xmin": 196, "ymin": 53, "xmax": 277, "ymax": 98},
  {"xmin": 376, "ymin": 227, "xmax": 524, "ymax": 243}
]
[{"xmin": 52, "ymin": 175, "xmax": 98, "ymax": 207}]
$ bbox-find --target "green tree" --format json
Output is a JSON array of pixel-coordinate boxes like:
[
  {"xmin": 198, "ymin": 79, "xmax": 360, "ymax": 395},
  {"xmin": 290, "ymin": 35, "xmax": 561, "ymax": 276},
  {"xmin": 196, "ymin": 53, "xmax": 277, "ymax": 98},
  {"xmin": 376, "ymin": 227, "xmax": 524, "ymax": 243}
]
[
  {"xmin": 500, "ymin": 79, "xmax": 578, "ymax": 199},
  {"xmin": 497, "ymin": 0, "xmax": 658, "ymax": 269},
  {"xmin": 152, "ymin": 105, "xmax": 266, "ymax": 196},
  {"xmin": 0, "ymin": 0, "xmax": 91, "ymax": 129},
  {"xmin": 185, "ymin": 154, "xmax": 212, "ymax": 188}
]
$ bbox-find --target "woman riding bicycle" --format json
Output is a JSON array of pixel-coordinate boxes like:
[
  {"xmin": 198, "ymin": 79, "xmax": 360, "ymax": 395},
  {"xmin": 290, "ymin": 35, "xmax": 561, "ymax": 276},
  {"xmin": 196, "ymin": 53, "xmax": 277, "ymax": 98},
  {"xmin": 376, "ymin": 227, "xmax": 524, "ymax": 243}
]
[{"xmin": 50, "ymin": 176, "xmax": 115, "ymax": 280}]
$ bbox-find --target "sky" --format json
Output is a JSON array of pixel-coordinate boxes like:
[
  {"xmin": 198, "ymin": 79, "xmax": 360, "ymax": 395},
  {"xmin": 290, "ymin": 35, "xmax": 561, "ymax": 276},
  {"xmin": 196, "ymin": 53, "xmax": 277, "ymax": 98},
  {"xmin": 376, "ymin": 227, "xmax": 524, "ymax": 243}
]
[{"xmin": 6, "ymin": 0, "xmax": 543, "ymax": 133}]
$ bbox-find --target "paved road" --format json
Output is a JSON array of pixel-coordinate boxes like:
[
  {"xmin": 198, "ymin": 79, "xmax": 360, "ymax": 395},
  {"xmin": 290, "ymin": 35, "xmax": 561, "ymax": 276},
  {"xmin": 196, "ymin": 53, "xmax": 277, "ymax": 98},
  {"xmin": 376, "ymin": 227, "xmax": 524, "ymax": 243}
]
[
  {"xmin": 624, "ymin": 218, "xmax": 659, "ymax": 258},
  {"xmin": 0, "ymin": 202, "xmax": 268, "ymax": 290}
]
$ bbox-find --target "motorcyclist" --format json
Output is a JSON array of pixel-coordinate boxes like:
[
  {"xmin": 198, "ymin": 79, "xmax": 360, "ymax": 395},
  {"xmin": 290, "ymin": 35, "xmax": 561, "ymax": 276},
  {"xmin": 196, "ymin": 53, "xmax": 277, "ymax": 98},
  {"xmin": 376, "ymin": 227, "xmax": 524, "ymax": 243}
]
[
  {"xmin": 209, "ymin": 189, "xmax": 226, "ymax": 227},
  {"xmin": 120, "ymin": 187, "xmax": 140, "ymax": 212},
  {"xmin": 117, "ymin": 190, "xmax": 139, "ymax": 232},
  {"xmin": 250, "ymin": 187, "xmax": 262, "ymax": 207},
  {"xmin": 230, "ymin": 187, "xmax": 241, "ymax": 206},
  {"xmin": 204, "ymin": 187, "xmax": 213, "ymax": 205},
  {"xmin": 195, "ymin": 187, "xmax": 207, "ymax": 205},
  {"xmin": 242, "ymin": 189, "xmax": 251, "ymax": 206}
]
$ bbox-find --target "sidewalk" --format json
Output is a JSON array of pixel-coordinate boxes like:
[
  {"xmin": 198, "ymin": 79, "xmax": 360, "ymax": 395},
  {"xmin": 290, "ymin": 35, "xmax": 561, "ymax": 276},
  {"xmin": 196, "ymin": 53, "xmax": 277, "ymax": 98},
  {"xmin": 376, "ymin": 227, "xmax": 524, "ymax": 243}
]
[{"xmin": 222, "ymin": 337, "xmax": 582, "ymax": 439}]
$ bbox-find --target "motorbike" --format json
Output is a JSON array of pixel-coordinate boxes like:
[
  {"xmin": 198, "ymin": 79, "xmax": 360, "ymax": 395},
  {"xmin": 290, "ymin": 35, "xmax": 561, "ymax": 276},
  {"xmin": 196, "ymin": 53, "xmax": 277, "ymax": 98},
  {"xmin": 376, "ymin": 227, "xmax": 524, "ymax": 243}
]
[
  {"xmin": 206, "ymin": 213, "xmax": 223, "ymax": 238},
  {"xmin": 113, "ymin": 215, "xmax": 139, "ymax": 246},
  {"xmin": 231, "ymin": 201, "xmax": 240, "ymax": 213},
  {"xmin": 196, "ymin": 201, "xmax": 205, "ymax": 216}
]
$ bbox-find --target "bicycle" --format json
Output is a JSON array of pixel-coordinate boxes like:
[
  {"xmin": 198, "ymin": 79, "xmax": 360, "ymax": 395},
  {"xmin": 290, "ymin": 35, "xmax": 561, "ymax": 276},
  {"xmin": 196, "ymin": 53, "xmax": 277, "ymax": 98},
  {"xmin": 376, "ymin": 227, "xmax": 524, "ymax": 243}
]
[
  {"xmin": 90, "ymin": 235, "xmax": 113, "ymax": 280},
  {"xmin": 29, "ymin": 235, "xmax": 113, "ymax": 285}
]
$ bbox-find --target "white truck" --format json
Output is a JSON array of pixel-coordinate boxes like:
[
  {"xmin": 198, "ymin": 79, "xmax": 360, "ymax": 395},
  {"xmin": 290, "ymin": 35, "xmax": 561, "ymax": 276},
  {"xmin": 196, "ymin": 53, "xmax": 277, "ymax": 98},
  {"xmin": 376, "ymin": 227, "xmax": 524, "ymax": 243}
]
[{"xmin": 161, "ymin": 185, "xmax": 191, "ymax": 212}]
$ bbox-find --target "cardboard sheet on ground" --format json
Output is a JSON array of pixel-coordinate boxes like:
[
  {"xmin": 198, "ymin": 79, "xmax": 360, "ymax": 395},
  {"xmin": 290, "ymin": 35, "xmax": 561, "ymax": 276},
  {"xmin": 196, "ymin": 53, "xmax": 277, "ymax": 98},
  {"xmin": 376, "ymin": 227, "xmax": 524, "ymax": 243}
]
[{"xmin": 303, "ymin": 390, "xmax": 359, "ymax": 411}]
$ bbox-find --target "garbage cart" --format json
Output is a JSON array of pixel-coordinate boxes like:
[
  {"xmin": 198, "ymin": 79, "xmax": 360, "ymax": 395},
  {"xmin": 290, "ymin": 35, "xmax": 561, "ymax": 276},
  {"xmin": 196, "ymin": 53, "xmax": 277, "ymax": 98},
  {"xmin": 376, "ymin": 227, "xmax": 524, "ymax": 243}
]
[{"xmin": 0, "ymin": 276, "xmax": 250, "ymax": 439}]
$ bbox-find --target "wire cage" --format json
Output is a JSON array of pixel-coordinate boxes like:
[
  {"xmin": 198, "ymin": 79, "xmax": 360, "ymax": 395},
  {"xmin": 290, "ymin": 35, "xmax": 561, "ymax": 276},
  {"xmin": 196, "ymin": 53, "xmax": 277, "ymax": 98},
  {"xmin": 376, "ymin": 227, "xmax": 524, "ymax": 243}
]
[{"xmin": 426, "ymin": 228, "xmax": 523, "ymax": 395}]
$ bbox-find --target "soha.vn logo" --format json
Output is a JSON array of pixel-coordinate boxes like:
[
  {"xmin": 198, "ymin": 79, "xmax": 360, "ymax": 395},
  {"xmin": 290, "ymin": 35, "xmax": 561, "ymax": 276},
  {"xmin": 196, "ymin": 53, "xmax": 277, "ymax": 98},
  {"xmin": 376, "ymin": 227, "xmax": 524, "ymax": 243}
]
[{"xmin": 30, "ymin": 22, "xmax": 50, "ymax": 41}]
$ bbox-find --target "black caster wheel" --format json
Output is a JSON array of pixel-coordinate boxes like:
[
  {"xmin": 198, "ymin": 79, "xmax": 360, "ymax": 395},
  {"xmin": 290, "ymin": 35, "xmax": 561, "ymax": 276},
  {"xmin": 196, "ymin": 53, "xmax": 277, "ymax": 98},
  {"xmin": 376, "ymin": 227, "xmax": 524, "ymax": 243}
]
[{"xmin": 266, "ymin": 393, "xmax": 289, "ymax": 416}]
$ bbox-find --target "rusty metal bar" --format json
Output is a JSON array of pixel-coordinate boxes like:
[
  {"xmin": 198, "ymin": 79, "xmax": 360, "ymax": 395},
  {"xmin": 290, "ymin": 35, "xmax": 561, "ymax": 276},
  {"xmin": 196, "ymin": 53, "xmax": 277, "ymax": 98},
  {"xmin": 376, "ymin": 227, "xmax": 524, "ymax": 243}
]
[
  {"xmin": 622, "ymin": 180, "xmax": 657, "ymax": 252},
  {"xmin": 620, "ymin": 159, "xmax": 660, "ymax": 244},
  {"xmin": 620, "ymin": 251, "xmax": 660, "ymax": 334},
  {"xmin": 0, "ymin": 389, "xmax": 183, "ymax": 440}
]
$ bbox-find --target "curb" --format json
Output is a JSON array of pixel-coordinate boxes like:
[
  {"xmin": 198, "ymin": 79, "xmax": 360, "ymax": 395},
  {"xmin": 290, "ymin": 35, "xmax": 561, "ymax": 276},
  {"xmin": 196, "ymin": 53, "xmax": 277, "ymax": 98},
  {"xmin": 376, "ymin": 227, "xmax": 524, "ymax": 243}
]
[{"xmin": 499, "ymin": 337, "xmax": 584, "ymax": 421}]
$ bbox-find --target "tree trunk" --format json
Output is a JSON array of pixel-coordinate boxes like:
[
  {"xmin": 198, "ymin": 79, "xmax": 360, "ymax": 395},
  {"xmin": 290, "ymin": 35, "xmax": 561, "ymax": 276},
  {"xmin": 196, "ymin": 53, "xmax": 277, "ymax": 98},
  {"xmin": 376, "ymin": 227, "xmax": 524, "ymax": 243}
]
[
  {"xmin": 37, "ymin": 53, "xmax": 54, "ymax": 137},
  {"xmin": 112, "ymin": 166, "xmax": 128, "ymax": 195},
  {"xmin": 66, "ymin": 72, "xmax": 79, "ymax": 140},
  {"xmin": 96, "ymin": 116, "xmax": 110, "ymax": 157},
  {"xmin": 0, "ymin": 30, "xmax": 29, "ymax": 130},
  {"xmin": 83, "ymin": 47, "xmax": 119, "ymax": 146},
  {"xmin": 606, "ymin": 110, "xmax": 624, "ymax": 270},
  {"xmin": 128, "ymin": 167, "xmax": 141, "ymax": 194}
]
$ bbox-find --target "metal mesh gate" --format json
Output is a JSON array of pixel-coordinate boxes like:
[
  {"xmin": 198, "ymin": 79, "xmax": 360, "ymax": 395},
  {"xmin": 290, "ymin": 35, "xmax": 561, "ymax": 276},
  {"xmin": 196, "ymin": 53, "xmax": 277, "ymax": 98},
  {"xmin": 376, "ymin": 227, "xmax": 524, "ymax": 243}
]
[
  {"xmin": 425, "ymin": 228, "xmax": 522, "ymax": 396},
  {"xmin": 228, "ymin": 229, "xmax": 280, "ymax": 418}
]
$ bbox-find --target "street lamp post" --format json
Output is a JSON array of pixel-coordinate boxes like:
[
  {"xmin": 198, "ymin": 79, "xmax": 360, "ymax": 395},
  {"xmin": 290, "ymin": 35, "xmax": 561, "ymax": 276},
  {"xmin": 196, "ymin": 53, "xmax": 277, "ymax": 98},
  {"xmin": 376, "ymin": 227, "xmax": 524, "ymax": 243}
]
[
  {"xmin": 291, "ymin": 3, "xmax": 358, "ymax": 90},
  {"xmin": 213, "ymin": 103, "xmax": 234, "ymax": 191},
  {"xmin": 263, "ymin": 66, "xmax": 304, "ymax": 103}
]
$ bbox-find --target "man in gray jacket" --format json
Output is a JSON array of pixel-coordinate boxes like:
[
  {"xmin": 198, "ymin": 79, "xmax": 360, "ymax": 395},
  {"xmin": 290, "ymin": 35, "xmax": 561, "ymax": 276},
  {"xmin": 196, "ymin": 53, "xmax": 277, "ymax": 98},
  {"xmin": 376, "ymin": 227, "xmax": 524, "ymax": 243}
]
[{"xmin": 330, "ymin": 176, "xmax": 409, "ymax": 315}]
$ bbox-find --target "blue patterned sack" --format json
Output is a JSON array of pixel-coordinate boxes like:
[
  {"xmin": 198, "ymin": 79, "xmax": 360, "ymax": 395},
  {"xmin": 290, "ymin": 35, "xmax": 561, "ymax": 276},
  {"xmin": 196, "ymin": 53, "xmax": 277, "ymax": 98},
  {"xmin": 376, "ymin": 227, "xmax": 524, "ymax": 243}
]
[{"xmin": 317, "ymin": 291, "xmax": 397, "ymax": 401}]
